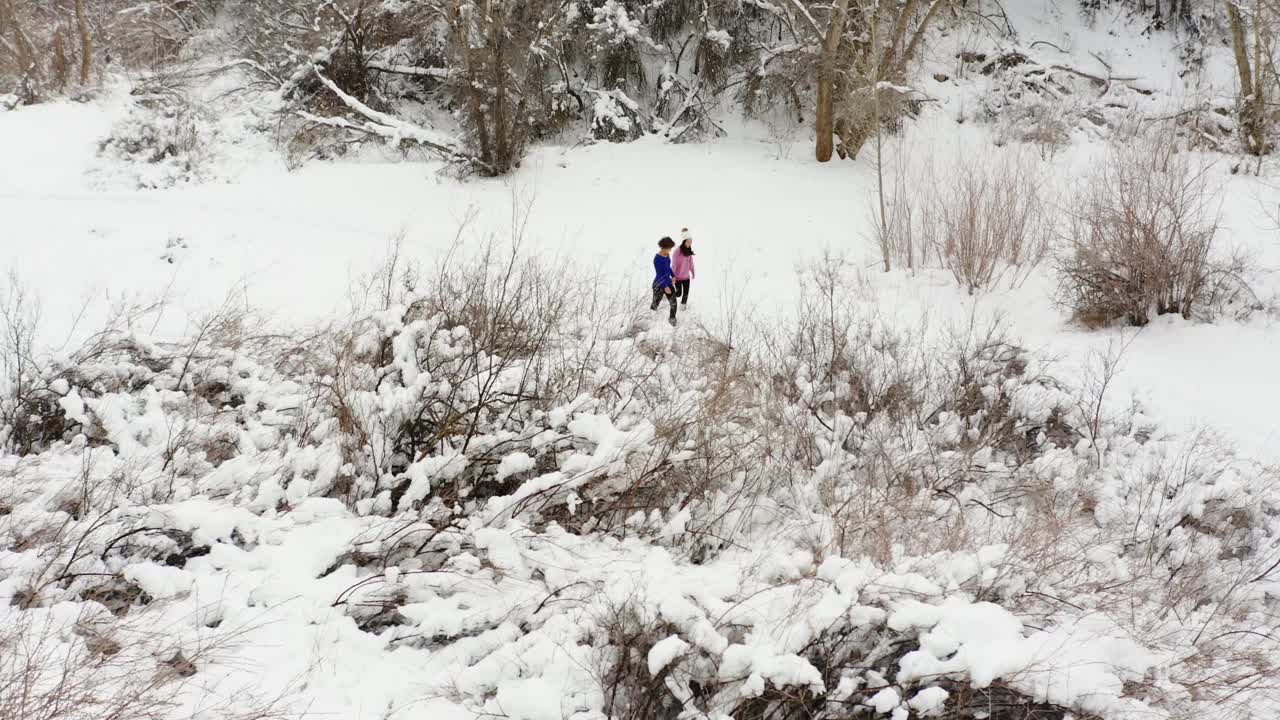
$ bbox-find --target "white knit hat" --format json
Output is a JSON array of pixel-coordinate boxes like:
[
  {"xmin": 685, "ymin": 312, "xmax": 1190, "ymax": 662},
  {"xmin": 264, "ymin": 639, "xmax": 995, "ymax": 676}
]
[{"xmin": 680, "ymin": 227, "xmax": 692, "ymax": 241}]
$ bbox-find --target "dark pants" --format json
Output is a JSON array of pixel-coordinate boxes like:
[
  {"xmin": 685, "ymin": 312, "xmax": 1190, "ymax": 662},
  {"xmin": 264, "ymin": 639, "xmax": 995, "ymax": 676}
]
[
  {"xmin": 673, "ymin": 279, "xmax": 690, "ymax": 305},
  {"xmin": 651, "ymin": 285, "xmax": 677, "ymax": 320}
]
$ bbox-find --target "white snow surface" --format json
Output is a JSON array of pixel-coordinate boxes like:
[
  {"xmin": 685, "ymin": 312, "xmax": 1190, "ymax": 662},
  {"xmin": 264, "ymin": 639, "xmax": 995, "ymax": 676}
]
[
  {"xmin": 3, "ymin": 86, "xmax": 1277, "ymax": 464},
  {"xmin": 647, "ymin": 634, "xmax": 692, "ymax": 676},
  {"xmin": 3, "ymin": 10, "xmax": 1280, "ymax": 720}
]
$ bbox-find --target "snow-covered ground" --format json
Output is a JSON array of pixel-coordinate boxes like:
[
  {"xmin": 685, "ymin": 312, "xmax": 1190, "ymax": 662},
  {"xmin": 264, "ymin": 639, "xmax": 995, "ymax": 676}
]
[
  {"xmin": 3, "ymin": 89, "xmax": 1277, "ymax": 462},
  {"xmin": 4, "ymin": 9, "xmax": 1280, "ymax": 718}
]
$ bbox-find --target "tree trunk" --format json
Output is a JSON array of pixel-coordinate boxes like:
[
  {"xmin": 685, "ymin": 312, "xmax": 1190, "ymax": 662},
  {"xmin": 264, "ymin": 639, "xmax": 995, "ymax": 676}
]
[
  {"xmin": 901, "ymin": 0, "xmax": 948, "ymax": 68},
  {"xmin": 1226, "ymin": 1, "xmax": 1265, "ymax": 154},
  {"xmin": 1251, "ymin": 0, "xmax": 1267, "ymax": 154},
  {"xmin": 74, "ymin": 0, "xmax": 92, "ymax": 85},
  {"xmin": 53, "ymin": 29, "xmax": 68, "ymax": 88},
  {"xmin": 489, "ymin": 12, "xmax": 510, "ymax": 173},
  {"xmin": 815, "ymin": 62, "xmax": 836, "ymax": 162},
  {"xmin": 814, "ymin": 0, "xmax": 851, "ymax": 162},
  {"xmin": 842, "ymin": 121, "xmax": 872, "ymax": 160},
  {"xmin": 2, "ymin": 0, "xmax": 39, "ymax": 102},
  {"xmin": 3, "ymin": 0, "xmax": 34, "ymax": 76}
]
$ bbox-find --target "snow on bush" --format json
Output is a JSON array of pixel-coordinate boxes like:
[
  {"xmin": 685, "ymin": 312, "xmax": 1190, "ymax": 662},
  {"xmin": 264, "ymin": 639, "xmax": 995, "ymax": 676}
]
[
  {"xmin": 2, "ymin": 250, "xmax": 1279, "ymax": 719},
  {"xmin": 585, "ymin": 0, "xmax": 648, "ymax": 46},
  {"xmin": 588, "ymin": 88, "xmax": 644, "ymax": 142},
  {"xmin": 92, "ymin": 93, "xmax": 222, "ymax": 189}
]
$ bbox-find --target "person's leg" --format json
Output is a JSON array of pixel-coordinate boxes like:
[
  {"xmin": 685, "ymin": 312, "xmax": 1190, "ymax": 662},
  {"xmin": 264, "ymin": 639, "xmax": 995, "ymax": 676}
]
[
  {"xmin": 667, "ymin": 289, "xmax": 678, "ymax": 323},
  {"xmin": 651, "ymin": 287, "xmax": 662, "ymax": 310},
  {"xmin": 678, "ymin": 280, "xmax": 690, "ymax": 305}
]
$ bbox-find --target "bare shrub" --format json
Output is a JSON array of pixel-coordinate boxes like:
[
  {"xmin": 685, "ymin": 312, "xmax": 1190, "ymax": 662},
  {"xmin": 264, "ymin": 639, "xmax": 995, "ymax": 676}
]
[
  {"xmin": 932, "ymin": 151, "xmax": 1052, "ymax": 293},
  {"xmin": 0, "ymin": 609, "xmax": 178, "ymax": 720},
  {"xmin": 1056, "ymin": 135, "xmax": 1254, "ymax": 327},
  {"xmin": 0, "ymin": 604, "xmax": 292, "ymax": 720},
  {"xmin": 876, "ymin": 148, "xmax": 1052, "ymax": 289},
  {"xmin": 871, "ymin": 138, "xmax": 925, "ymax": 272},
  {"xmin": 106, "ymin": 0, "xmax": 222, "ymax": 71},
  {"xmin": 1032, "ymin": 433, "xmax": 1280, "ymax": 720},
  {"xmin": 0, "ymin": 277, "xmax": 53, "ymax": 454}
]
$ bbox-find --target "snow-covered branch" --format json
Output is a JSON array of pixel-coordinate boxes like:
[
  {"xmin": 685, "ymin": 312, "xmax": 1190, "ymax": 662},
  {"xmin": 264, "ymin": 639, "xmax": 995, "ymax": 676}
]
[
  {"xmin": 366, "ymin": 62, "xmax": 454, "ymax": 80},
  {"xmin": 302, "ymin": 66, "xmax": 492, "ymax": 171},
  {"xmin": 758, "ymin": 42, "xmax": 806, "ymax": 67},
  {"xmin": 779, "ymin": 0, "xmax": 824, "ymax": 38}
]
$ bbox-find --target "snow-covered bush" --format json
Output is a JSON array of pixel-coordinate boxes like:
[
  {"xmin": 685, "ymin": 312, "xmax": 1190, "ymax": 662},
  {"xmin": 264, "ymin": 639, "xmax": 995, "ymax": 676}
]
[
  {"xmin": 94, "ymin": 94, "xmax": 220, "ymax": 189},
  {"xmin": 588, "ymin": 88, "xmax": 645, "ymax": 142},
  {"xmin": 764, "ymin": 259, "xmax": 1075, "ymax": 558},
  {"xmin": 0, "ymin": 279, "xmax": 167, "ymax": 456},
  {"xmin": 966, "ymin": 45, "xmax": 1167, "ymax": 150},
  {"xmin": 995, "ymin": 100, "xmax": 1073, "ymax": 158}
]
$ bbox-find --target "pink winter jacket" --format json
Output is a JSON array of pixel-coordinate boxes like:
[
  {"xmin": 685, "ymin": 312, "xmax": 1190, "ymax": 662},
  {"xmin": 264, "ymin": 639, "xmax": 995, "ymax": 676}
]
[{"xmin": 672, "ymin": 250, "xmax": 695, "ymax": 281}]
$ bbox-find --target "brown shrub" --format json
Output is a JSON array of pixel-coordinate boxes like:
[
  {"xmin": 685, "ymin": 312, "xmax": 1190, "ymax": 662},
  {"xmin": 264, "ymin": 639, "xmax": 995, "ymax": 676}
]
[{"xmin": 1056, "ymin": 135, "xmax": 1254, "ymax": 327}]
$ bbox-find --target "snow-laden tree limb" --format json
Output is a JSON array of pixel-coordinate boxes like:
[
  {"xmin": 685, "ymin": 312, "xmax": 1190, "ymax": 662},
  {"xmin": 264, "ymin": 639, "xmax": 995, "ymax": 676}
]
[
  {"xmin": 367, "ymin": 62, "xmax": 454, "ymax": 79},
  {"xmin": 758, "ymin": 42, "xmax": 807, "ymax": 68},
  {"xmin": 302, "ymin": 66, "xmax": 492, "ymax": 172},
  {"xmin": 217, "ymin": 58, "xmax": 285, "ymax": 84},
  {"xmin": 779, "ymin": 0, "xmax": 823, "ymax": 38},
  {"xmin": 874, "ymin": 80, "xmax": 916, "ymax": 94}
]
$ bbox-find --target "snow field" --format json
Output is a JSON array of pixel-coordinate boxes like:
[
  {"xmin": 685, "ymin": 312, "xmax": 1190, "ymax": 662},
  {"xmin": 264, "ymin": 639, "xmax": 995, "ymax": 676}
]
[
  {"xmin": 2, "ymin": 242, "xmax": 1278, "ymax": 718},
  {"xmin": 3, "ymin": 11, "xmax": 1280, "ymax": 716},
  {"xmin": 4, "ymin": 86, "xmax": 1277, "ymax": 463}
]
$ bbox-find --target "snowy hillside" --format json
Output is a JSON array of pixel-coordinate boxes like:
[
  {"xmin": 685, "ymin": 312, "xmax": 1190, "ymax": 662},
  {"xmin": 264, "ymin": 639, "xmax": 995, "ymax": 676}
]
[{"xmin": 4, "ymin": 3, "xmax": 1280, "ymax": 720}]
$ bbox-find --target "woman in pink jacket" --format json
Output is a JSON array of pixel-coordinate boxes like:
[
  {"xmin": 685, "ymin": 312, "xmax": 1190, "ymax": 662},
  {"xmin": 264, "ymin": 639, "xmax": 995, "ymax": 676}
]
[{"xmin": 672, "ymin": 227, "xmax": 695, "ymax": 307}]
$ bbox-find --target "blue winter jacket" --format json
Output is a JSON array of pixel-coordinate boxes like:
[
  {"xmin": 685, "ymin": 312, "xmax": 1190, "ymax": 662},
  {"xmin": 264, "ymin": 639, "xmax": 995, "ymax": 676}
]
[{"xmin": 653, "ymin": 253, "xmax": 674, "ymax": 288}]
